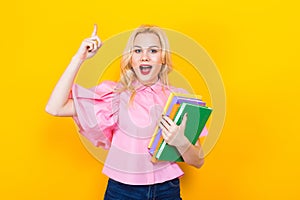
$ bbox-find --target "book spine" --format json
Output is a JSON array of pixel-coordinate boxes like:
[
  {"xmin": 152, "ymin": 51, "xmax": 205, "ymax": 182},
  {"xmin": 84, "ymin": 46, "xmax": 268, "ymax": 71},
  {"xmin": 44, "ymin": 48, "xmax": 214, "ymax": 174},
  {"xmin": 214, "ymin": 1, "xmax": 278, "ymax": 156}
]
[
  {"xmin": 155, "ymin": 140, "xmax": 167, "ymax": 159},
  {"xmin": 149, "ymin": 101, "xmax": 176, "ymax": 154},
  {"xmin": 148, "ymin": 93, "xmax": 175, "ymax": 148},
  {"xmin": 149, "ymin": 103, "xmax": 180, "ymax": 155},
  {"xmin": 176, "ymin": 98, "xmax": 206, "ymax": 106},
  {"xmin": 155, "ymin": 104, "xmax": 186, "ymax": 159},
  {"xmin": 172, "ymin": 92, "xmax": 202, "ymax": 100}
]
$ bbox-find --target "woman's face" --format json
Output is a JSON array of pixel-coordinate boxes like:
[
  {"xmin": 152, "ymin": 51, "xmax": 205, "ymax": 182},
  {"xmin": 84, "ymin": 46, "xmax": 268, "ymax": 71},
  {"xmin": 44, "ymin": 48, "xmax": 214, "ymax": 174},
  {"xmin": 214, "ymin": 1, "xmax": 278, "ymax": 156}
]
[{"xmin": 131, "ymin": 33, "xmax": 163, "ymax": 85}]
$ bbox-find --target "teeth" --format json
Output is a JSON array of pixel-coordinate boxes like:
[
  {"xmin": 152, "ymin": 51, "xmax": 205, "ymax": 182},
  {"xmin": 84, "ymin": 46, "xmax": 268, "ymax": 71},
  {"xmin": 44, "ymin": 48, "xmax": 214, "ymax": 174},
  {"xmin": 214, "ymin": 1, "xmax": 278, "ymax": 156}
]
[{"xmin": 140, "ymin": 65, "xmax": 152, "ymax": 69}]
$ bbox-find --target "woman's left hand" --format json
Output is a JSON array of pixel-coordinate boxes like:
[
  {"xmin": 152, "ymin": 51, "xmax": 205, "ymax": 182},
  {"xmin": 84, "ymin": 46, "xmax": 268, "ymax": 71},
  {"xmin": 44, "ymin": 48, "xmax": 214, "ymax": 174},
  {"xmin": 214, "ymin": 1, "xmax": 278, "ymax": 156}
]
[{"xmin": 159, "ymin": 113, "xmax": 191, "ymax": 149}]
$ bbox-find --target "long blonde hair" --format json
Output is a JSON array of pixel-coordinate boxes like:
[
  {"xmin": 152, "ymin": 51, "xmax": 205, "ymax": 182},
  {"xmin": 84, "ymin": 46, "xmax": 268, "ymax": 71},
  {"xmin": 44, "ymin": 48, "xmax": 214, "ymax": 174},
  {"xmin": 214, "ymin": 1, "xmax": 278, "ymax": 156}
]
[{"xmin": 117, "ymin": 25, "xmax": 172, "ymax": 95}]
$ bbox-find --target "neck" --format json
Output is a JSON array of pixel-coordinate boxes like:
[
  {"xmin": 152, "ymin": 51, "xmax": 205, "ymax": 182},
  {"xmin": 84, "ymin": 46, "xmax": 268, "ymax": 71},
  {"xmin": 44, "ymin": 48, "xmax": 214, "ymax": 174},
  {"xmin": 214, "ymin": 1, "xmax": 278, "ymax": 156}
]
[{"xmin": 140, "ymin": 78, "xmax": 159, "ymax": 86}]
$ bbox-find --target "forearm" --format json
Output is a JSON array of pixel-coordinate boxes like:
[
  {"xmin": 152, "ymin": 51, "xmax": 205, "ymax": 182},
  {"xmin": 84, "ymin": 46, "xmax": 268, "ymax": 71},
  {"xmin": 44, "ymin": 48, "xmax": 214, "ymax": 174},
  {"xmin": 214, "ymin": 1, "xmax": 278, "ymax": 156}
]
[
  {"xmin": 46, "ymin": 25, "xmax": 102, "ymax": 117},
  {"xmin": 45, "ymin": 56, "xmax": 83, "ymax": 116},
  {"xmin": 176, "ymin": 141, "xmax": 204, "ymax": 168}
]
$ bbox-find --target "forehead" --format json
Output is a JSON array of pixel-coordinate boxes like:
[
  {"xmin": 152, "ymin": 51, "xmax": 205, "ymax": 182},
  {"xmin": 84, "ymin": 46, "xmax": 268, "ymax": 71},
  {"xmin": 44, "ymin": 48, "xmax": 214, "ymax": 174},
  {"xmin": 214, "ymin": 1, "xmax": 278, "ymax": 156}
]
[{"xmin": 133, "ymin": 33, "xmax": 161, "ymax": 47}]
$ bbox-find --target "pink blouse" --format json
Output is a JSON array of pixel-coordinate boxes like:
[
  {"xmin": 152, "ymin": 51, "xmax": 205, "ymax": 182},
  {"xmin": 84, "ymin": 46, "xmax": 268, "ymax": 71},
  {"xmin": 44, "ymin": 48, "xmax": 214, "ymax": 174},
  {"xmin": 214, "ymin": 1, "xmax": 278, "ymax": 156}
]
[{"xmin": 71, "ymin": 80, "xmax": 208, "ymax": 185}]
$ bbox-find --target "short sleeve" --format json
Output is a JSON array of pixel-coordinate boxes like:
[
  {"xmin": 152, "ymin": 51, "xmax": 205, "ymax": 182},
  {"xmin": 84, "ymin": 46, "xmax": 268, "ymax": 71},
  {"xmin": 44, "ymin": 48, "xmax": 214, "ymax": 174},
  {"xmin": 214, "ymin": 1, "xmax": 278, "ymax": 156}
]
[{"xmin": 71, "ymin": 81, "xmax": 119, "ymax": 149}]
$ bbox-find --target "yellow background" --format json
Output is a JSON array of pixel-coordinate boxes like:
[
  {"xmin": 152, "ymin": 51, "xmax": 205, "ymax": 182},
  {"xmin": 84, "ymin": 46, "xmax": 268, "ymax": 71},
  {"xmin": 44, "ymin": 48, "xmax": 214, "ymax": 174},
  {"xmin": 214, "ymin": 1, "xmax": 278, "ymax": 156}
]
[{"xmin": 1, "ymin": 0, "xmax": 300, "ymax": 199}]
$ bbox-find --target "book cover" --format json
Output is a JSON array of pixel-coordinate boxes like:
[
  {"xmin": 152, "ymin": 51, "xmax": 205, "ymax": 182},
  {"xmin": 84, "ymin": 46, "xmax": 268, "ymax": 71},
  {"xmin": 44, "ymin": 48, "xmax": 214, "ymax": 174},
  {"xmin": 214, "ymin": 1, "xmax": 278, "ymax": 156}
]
[{"xmin": 154, "ymin": 103, "xmax": 212, "ymax": 162}]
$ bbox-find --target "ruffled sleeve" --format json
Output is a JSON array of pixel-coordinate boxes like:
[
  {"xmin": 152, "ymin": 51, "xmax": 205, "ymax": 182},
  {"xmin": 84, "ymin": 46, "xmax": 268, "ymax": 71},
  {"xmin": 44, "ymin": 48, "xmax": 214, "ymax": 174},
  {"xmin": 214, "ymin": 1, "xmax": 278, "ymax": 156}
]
[{"xmin": 71, "ymin": 81, "xmax": 119, "ymax": 149}]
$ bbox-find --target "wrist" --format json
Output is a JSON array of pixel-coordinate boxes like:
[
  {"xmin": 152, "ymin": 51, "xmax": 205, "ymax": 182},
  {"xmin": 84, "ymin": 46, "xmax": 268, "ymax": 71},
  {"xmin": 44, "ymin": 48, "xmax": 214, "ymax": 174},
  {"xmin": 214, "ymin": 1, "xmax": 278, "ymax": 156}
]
[
  {"xmin": 72, "ymin": 54, "xmax": 85, "ymax": 63},
  {"xmin": 176, "ymin": 137, "xmax": 191, "ymax": 153},
  {"xmin": 71, "ymin": 55, "xmax": 85, "ymax": 66}
]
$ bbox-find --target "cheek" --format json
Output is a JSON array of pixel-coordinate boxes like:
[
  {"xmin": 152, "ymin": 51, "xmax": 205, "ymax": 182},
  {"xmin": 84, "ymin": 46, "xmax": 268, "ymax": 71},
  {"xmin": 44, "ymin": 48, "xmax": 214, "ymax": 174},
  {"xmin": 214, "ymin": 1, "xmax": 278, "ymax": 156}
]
[
  {"xmin": 153, "ymin": 65, "xmax": 162, "ymax": 75},
  {"xmin": 152, "ymin": 54, "xmax": 163, "ymax": 63},
  {"xmin": 131, "ymin": 55, "xmax": 140, "ymax": 66}
]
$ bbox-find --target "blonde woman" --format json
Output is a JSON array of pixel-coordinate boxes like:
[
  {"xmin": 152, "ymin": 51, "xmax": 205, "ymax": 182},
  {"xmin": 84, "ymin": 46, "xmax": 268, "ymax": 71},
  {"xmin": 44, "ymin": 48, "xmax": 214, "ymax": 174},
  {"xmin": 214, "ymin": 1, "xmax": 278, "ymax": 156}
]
[{"xmin": 46, "ymin": 24, "xmax": 206, "ymax": 200}]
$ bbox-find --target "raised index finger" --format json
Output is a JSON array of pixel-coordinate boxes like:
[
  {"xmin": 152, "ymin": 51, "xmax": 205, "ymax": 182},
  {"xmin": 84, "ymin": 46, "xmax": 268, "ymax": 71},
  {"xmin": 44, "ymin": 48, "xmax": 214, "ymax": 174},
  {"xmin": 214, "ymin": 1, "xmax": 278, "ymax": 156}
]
[{"xmin": 91, "ymin": 24, "xmax": 98, "ymax": 37}]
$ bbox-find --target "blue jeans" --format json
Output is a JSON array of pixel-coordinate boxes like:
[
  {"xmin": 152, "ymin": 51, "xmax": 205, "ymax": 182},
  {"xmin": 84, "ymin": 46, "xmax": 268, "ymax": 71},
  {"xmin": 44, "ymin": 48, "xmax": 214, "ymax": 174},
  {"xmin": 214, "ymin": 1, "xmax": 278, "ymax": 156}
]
[{"xmin": 104, "ymin": 178, "xmax": 182, "ymax": 200}]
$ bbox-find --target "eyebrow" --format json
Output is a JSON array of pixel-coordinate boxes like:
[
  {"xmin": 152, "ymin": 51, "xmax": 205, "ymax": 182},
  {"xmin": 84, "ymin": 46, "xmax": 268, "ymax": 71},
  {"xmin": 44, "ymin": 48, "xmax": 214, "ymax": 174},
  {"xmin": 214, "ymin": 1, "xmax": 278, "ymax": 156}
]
[{"xmin": 133, "ymin": 45, "xmax": 161, "ymax": 48}]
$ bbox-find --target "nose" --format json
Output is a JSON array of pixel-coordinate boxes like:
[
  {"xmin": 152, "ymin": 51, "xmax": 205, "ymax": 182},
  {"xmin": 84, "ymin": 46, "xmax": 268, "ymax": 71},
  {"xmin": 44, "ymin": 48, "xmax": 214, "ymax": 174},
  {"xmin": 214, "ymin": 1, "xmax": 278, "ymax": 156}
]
[{"xmin": 140, "ymin": 50, "xmax": 150, "ymax": 61}]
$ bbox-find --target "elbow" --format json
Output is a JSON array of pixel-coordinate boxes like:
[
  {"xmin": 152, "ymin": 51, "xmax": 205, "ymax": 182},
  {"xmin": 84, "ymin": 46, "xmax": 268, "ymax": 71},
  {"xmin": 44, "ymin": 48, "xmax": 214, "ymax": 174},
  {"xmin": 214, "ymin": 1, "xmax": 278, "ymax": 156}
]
[
  {"xmin": 194, "ymin": 158, "xmax": 205, "ymax": 169},
  {"xmin": 187, "ymin": 157, "xmax": 204, "ymax": 169},
  {"xmin": 45, "ymin": 104, "xmax": 60, "ymax": 116}
]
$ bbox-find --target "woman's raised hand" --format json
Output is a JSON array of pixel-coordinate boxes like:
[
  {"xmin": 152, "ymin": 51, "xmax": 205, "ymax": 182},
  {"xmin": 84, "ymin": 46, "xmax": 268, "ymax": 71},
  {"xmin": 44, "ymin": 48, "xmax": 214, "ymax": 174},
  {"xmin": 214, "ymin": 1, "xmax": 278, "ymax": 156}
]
[{"xmin": 74, "ymin": 24, "xmax": 102, "ymax": 61}]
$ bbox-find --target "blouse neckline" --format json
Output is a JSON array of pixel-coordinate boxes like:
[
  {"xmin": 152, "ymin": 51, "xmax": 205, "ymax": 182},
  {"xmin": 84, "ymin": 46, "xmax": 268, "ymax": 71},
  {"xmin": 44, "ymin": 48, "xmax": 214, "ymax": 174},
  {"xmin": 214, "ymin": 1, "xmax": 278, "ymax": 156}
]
[{"xmin": 133, "ymin": 80, "xmax": 167, "ymax": 93}]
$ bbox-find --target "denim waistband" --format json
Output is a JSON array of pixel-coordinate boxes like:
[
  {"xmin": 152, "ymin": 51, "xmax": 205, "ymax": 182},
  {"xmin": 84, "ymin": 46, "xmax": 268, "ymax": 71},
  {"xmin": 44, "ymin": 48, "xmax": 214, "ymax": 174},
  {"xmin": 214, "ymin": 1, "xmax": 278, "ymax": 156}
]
[{"xmin": 104, "ymin": 178, "xmax": 182, "ymax": 200}]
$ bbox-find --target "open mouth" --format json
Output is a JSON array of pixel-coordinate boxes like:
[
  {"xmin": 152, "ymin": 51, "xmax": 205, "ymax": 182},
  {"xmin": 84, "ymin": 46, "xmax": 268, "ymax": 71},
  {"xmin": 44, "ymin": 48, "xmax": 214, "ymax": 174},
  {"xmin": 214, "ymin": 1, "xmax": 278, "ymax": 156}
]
[{"xmin": 139, "ymin": 65, "xmax": 152, "ymax": 75}]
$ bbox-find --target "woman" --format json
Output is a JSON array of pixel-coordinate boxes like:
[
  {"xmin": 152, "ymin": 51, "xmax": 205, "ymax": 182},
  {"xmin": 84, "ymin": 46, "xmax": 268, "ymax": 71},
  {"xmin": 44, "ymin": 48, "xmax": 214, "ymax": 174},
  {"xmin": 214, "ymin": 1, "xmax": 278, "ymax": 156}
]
[{"xmin": 46, "ymin": 24, "xmax": 206, "ymax": 200}]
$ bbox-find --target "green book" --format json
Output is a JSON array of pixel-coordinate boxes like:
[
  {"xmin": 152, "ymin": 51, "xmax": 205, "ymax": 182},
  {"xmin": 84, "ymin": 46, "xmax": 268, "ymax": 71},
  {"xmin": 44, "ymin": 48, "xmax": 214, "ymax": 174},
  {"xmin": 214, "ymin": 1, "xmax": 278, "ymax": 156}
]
[{"xmin": 155, "ymin": 103, "xmax": 212, "ymax": 162}]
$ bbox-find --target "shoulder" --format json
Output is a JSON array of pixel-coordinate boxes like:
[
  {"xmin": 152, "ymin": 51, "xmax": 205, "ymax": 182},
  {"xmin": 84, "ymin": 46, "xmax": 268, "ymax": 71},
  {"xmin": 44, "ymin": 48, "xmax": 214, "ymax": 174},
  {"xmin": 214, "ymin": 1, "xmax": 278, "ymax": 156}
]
[
  {"xmin": 94, "ymin": 81, "xmax": 119, "ymax": 94},
  {"xmin": 96, "ymin": 80, "xmax": 117, "ymax": 89}
]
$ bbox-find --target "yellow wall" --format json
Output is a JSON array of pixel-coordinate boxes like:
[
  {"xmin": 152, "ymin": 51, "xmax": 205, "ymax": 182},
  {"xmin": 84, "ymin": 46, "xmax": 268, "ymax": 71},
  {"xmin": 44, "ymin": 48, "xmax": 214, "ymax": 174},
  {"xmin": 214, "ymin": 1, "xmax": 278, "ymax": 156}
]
[{"xmin": 1, "ymin": 0, "xmax": 299, "ymax": 199}]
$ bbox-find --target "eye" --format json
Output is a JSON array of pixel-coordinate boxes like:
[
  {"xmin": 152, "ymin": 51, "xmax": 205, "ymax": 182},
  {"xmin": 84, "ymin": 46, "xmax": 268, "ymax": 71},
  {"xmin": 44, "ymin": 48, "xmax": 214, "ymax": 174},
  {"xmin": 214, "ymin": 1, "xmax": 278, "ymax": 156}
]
[
  {"xmin": 133, "ymin": 49, "xmax": 142, "ymax": 53},
  {"xmin": 150, "ymin": 49, "xmax": 158, "ymax": 53}
]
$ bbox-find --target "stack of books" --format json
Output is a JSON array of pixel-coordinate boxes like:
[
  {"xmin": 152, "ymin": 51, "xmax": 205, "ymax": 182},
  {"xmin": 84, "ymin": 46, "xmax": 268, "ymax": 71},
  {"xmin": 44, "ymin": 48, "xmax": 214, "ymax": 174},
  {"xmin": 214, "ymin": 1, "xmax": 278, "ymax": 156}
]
[{"xmin": 148, "ymin": 92, "xmax": 212, "ymax": 162}]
